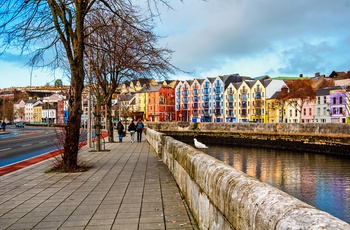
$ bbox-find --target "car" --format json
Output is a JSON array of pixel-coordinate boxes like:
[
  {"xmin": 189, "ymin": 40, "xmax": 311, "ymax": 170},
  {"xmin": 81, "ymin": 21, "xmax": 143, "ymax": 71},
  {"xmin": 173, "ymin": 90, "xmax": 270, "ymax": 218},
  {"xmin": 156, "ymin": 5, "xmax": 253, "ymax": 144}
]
[
  {"xmin": 15, "ymin": 122, "xmax": 24, "ymax": 128},
  {"xmin": 6, "ymin": 121, "xmax": 14, "ymax": 125}
]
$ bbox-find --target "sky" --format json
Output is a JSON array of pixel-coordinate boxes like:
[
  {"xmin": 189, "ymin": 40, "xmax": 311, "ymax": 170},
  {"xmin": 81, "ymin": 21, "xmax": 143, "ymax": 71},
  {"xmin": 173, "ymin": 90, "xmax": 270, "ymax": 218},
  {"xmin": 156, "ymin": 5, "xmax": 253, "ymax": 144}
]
[{"xmin": 1, "ymin": 0, "xmax": 350, "ymax": 89}]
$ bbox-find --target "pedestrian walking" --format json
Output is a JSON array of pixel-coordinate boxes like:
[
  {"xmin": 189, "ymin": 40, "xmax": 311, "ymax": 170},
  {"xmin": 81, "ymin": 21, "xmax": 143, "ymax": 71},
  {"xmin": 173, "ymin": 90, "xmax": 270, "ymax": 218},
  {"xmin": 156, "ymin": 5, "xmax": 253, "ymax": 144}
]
[
  {"xmin": 128, "ymin": 119, "xmax": 136, "ymax": 143},
  {"xmin": 116, "ymin": 121, "xmax": 124, "ymax": 142},
  {"xmin": 136, "ymin": 119, "xmax": 144, "ymax": 142},
  {"xmin": 1, "ymin": 121, "xmax": 6, "ymax": 131}
]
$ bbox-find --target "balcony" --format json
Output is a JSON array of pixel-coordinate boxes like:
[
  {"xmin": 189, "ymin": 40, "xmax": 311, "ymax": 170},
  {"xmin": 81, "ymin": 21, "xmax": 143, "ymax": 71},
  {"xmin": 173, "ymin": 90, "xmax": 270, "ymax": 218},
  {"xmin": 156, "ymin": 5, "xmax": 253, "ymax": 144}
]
[
  {"xmin": 240, "ymin": 89, "xmax": 247, "ymax": 94},
  {"xmin": 254, "ymin": 88, "xmax": 261, "ymax": 92}
]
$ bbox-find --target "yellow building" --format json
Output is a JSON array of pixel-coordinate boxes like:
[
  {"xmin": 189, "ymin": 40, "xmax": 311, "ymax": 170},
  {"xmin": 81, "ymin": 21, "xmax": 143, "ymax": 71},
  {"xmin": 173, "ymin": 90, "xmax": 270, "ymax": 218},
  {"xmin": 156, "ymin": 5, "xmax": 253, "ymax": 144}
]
[
  {"xmin": 249, "ymin": 80, "xmax": 266, "ymax": 123},
  {"xmin": 33, "ymin": 105, "xmax": 42, "ymax": 123}
]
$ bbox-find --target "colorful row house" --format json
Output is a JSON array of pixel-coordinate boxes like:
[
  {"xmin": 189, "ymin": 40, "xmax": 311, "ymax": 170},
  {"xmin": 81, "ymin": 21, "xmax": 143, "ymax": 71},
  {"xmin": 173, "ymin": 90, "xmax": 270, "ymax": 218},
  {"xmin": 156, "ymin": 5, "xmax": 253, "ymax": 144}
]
[{"xmin": 175, "ymin": 75, "xmax": 286, "ymax": 123}]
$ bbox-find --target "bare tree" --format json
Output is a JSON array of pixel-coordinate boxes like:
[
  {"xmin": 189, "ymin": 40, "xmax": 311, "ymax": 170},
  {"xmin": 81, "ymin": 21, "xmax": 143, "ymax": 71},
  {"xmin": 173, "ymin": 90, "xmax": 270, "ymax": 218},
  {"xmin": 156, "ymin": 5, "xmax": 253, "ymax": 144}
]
[
  {"xmin": 0, "ymin": 0, "xmax": 176, "ymax": 171},
  {"xmin": 86, "ymin": 9, "xmax": 179, "ymax": 143}
]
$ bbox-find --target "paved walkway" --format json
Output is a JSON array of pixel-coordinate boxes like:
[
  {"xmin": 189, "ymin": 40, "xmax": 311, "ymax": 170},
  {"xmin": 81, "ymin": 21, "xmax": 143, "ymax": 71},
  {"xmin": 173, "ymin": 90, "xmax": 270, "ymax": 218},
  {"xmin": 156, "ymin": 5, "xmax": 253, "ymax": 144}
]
[{"xmin": 0, "ymin": 135, "xmax": 197, "ymax": 230}]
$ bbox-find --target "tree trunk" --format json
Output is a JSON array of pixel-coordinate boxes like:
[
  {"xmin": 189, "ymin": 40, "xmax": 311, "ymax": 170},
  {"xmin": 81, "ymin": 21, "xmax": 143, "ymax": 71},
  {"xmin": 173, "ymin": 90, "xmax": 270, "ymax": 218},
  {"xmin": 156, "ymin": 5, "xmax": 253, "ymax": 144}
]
[
  {"xmin": 62, "ymin": 3, "xmax": 85, "ymax": 170},
  {"xmin": 106, "ymin": 99, "xmax": 115, "ymax": 143},
  {"xmin": 95, "ymin": 100, "xmax": 101, "ymax": 151},
  {"xmin": 63, "ymin": 66, "xmax": 84, "ymax": 170}
]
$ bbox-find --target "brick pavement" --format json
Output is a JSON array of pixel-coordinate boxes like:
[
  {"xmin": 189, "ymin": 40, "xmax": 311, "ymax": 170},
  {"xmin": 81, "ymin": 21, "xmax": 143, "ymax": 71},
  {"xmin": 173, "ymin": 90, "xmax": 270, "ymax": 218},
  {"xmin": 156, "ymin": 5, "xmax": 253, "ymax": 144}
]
[{"xmin": 0, "ymin": 135, "xmax": 197, "ymax": 230}]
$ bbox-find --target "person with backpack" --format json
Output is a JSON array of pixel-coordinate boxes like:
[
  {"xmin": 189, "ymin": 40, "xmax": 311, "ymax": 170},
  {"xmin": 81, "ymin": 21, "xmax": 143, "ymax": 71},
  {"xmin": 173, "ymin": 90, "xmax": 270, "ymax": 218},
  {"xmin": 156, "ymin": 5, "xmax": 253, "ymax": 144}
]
[
  {"xmin": 136, "ymin": 119, "xmax": 144, "ymax": 142},
  {"xmin": 116, "ymin": 121, "xmax": 124, "ymax": 142},
  {"xmin": 128, "ymin": 119, "xmax": 136, "ymax": 143}
]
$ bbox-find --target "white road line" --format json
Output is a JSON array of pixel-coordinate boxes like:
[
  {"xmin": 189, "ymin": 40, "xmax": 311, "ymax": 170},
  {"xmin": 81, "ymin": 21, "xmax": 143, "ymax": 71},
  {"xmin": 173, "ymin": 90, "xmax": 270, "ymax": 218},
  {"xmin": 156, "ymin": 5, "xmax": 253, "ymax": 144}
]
[
  {"xmin": 21, "ymin": 144, "xmax": 32, "ymax": 147},
  {"xmin": 0, "ymin": 148, "xmax": 12, "ymax": 152},
  {"xmin": 39, "ymin": 141, "xmax": 48, "ymax": 144}
]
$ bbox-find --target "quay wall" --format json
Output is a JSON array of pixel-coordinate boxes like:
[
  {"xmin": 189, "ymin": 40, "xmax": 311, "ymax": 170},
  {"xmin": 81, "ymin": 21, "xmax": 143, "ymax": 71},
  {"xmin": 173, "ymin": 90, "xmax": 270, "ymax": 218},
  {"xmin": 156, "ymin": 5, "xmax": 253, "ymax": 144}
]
[
  {"xmin": 146, "ymin": 122, "xmax": 350, "ymax": 156},
  {"xmin": 145, "ymin": 128, "xmax": 350, "ymax": 230}
]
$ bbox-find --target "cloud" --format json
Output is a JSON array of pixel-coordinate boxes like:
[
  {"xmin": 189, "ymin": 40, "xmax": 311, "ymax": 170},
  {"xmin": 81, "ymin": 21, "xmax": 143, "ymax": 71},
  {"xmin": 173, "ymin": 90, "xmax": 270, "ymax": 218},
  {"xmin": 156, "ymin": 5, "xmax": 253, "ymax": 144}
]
[
  {"xmin": 0, "ymin": 51, "xmax": 29, "ymax": 66},
  {"xmin": 155, "ymin": 0, "xmax": 350, "ymax": 78}
]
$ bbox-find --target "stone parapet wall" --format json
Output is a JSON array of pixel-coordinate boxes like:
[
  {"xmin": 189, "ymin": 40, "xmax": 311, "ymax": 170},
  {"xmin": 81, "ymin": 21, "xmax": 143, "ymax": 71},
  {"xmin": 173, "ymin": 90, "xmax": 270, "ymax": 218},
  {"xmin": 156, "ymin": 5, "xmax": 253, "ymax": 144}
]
[
  {"xmin": 146, "ymin": 122, "xmax": 350, "ymax": 156},
  {"xmin": 146, "ymin": 122, "xmax": 350, "ymax": 135},
  {"xmin": 145, "ymin": 128, "xmax": 350, "ymax": 230}
]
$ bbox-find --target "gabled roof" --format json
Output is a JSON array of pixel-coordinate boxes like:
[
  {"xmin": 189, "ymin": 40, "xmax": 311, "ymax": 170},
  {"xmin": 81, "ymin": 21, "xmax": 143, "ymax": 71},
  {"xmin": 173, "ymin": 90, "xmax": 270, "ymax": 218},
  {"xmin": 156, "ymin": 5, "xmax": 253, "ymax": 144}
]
[
  {"xmin": 269, "ymin": 91, "xmax": 280, "ymax": 99},
  {"xmin": 118, "ymin": 93, "xmax": 135, "ymax": 102},
  {"xmin": 148, "ymin": 85, "xmax": 162, "ymax": 92},
  {"xmin": 196, "ymin": 79, "xmax": 205, "ymax": 84},
  {"xmin": 328, "ymin": 71, "xmax": 347, "ymax": 78},
  {"xmin": 207, "ymin": 77, "xmax": 216, "ymax": 84},
  {"xmin": 316, "ymin": 86, "xmax": 342, "ymax": 96},
  {"xmin": 262, "ymin": 79, "xmax": 272, "ymax": 88},
  {"xmin": 25, "ymin": 99, "xmax": 38, "ymax": 104},
  {"xmin": 245, "ymin": 80, "xmax": 258, "ymax": 88}
]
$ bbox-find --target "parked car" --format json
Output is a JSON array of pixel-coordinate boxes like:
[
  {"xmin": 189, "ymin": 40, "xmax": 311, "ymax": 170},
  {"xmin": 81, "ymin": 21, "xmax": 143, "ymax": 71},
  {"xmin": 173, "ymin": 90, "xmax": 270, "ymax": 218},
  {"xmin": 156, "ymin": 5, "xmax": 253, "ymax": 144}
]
[
  {"xmin": 15, "ymin": 122, "xmax": 24, "ymax": 128},
  {"xmin": 6, "ymin": 121, "xmax": 14, "ymax": 125}
]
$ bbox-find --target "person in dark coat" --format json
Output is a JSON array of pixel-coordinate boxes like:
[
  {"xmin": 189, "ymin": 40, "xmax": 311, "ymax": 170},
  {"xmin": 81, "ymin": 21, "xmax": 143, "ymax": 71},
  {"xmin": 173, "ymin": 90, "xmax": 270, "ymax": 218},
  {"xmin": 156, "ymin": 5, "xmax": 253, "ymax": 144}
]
[
  {"xmin": 128, "ymin": 119, "xmax": 136, "ymax": 143},
  {"xmin": 1, "ymin": 121, "xmax": 6, "ymax": 131},
  {"xmin": 136, "ymin": 119, "xmax": 144, "ymax": 142},
  {"xmin": 116, "ymin": 121, "xmax": 124, "ymax": 142}
]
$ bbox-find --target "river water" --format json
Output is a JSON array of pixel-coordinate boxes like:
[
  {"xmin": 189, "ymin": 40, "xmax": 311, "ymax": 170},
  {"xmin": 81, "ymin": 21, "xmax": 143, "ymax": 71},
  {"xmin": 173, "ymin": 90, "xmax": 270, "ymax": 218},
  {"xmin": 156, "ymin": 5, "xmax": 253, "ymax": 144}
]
[{"xmin": 198, "ymin": 145, "xmax": 350, "ymax": 224}]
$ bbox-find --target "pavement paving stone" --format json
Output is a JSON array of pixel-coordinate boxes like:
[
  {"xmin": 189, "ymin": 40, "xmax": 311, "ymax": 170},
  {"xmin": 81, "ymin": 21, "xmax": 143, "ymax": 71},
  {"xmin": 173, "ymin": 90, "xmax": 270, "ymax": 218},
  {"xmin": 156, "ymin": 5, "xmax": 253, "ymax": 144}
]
[{"xmin": 0, "ymin": 135, "xmax": 198, "ymax": 230}]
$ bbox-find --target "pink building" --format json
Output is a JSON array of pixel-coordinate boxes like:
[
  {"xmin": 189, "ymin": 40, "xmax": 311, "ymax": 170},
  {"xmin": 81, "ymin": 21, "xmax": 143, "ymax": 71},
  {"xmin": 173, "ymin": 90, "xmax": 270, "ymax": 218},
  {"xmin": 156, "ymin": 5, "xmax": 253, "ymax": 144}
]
[{"xmin": 301, "ymin": 99, "xmax": 315, "ymax": 123}]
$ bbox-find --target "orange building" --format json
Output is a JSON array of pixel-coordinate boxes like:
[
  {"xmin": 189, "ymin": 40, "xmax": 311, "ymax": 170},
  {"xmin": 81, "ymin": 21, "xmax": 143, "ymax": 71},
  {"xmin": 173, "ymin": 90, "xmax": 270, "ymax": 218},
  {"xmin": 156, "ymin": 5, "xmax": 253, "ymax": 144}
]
[{"xmin": 147, "ymin": 85, "xmax": 175, "ymax": 122}]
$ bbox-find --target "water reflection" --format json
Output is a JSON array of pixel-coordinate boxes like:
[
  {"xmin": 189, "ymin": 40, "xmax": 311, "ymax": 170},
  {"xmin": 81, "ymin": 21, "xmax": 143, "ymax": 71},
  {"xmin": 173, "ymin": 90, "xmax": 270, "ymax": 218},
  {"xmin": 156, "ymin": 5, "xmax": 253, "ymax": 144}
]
[{"xmin": 200, "ymin": 145, "xmax": 350, "ymax": 224}]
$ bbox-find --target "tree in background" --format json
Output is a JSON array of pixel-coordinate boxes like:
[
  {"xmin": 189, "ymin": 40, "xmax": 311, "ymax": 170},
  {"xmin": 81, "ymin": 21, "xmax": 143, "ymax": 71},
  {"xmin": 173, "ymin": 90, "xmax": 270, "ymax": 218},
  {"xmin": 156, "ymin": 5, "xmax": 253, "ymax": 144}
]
[
  {"xmin": 86, "ymin": 9, "xmax": 179, "ymax": 143},
  {"xmin": 278, "ymin": 78, "xmax": 316, "ymax": 122},
  {"xmin": 275, "ymin": 86, "xmax": 289, "ymax": 123}
]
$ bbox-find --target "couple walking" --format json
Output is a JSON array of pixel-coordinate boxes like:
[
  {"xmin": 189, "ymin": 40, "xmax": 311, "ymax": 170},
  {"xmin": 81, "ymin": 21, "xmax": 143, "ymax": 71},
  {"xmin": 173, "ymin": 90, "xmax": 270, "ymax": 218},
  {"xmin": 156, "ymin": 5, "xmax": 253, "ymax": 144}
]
[{"xmin": 128, "ymin": 119, "xmax": 144, "ymax": 143}]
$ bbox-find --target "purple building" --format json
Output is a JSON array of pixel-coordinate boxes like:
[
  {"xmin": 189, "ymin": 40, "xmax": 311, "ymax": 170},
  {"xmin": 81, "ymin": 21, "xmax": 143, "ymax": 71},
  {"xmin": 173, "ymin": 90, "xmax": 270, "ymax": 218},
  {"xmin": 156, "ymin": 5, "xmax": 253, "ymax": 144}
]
[{"xmin": 329, "ymin": 89, "xmax": 346, "ymax": 123}]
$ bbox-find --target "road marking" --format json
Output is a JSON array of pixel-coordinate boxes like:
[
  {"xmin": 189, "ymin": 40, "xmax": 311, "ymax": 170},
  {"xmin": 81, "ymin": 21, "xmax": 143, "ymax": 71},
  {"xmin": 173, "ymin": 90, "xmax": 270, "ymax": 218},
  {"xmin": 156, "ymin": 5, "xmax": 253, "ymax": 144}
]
[
  {"xmin": 39, "ymin": 141, "xmax": 48, "ymax": 144},
  {"xmin": 21, "ymin": 144, "xmax": 32, "ymax": 147},
  {"xmin": 0, "ymin": 148, "xmax": 12, "ymax": 152}
]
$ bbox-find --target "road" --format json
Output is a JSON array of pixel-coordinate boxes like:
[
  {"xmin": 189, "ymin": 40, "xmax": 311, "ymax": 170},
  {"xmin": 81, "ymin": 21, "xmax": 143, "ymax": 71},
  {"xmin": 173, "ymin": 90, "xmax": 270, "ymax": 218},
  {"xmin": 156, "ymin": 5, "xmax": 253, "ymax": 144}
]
[{"xmin": 0, "ymin": 125, "xmax": 87, "ymax": 167}]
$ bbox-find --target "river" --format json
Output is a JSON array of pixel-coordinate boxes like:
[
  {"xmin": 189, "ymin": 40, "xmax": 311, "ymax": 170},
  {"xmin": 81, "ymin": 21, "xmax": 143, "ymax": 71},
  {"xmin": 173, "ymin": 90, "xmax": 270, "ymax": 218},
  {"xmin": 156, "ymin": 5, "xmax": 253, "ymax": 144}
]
[{"xmin": 198, "ymin": 145, "xmax": 350, "ymax": 224}]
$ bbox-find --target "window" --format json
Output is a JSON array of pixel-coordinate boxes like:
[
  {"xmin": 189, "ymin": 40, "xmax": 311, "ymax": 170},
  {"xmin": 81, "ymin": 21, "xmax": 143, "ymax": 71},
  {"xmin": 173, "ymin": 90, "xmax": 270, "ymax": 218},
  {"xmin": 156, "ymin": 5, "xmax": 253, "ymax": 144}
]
[
  {"xmin": 340, "ymin": 97, "xmax": 343, "ymax": 104},
  {"xmin": 333, "ymin": 97, "xmax": 336, "ymax": 104},
  {"xmin": 303, "ymin": 108, "xmax": 306, "ymax": 115},
  {"xmin": 317, "ymin": 97, "xmax": 320, "ymax": 104},
  {"xmin": 323, "ymin": 96, "xmax": 326, "ymax": 104},
  {"xmin": 309, "ymin": 108, "xmax": 312, "ymax": 116}
]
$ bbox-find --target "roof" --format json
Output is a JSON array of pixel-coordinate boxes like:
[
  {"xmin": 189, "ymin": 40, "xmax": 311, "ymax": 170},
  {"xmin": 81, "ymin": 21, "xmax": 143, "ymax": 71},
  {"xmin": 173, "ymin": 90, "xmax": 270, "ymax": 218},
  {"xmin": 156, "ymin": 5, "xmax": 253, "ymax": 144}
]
[
  {"xmin": 316, "ymin": 86, "xmax": 342, "ymax": 96},
  {"xmin": 271, "ymin": 76, "xmax": 302, "ymax": 80}
]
